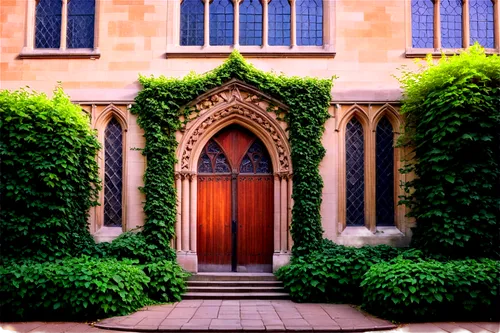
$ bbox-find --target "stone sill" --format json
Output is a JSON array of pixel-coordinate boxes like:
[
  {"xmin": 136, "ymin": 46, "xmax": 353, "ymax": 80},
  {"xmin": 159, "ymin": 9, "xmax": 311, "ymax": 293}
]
[
  {"xmin": 405, "ymin": 47, "xmax": 499, "ymax": 58},
  {"xmin": 340, "ymin": 226, "xmax": 404, "ymax": 237},
  {"xmin": 19, "ymin": 47, "xmax": 101, "ymax": 59},
  {"xmin": 165, "ymin": 45, "xmax": 335, "ymax": 58},
  {"xmin": 93, "ymin": 226, "xmax": 123, "ymax": 243}
]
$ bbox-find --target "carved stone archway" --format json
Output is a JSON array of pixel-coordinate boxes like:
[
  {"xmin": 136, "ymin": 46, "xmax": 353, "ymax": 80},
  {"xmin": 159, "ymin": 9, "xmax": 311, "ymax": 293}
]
[{"xmin": 175, "ymin": 80, "xmax": 293, "ymax": 272}]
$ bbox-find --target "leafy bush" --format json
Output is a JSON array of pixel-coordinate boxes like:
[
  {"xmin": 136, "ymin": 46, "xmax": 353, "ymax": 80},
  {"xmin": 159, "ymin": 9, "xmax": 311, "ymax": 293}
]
[
  {"xmin": 0, "ymin": 88, "xmax": 101, "ymax": 261},
  {"xmin": 361, "ymin": 258, "xmax": 500, "ymax": 321},
  {"xmin": 276, "ymin": 243, "xmax": 405, "ymax": 303},
  {"xmin": 0, "ymin": 256, "xmax": 152, "ymax": 321},
  {"xmin": 398, "ymin": 45, "xmax": 500, "ymax": 258},
  {"xmin": 143, "ymin": 260, "xmax": 190, "ymax": 303}
]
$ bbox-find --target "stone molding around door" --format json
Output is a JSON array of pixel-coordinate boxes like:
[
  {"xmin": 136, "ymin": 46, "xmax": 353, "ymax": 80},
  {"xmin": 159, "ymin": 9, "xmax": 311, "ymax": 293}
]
[{"xmin": 175, "ymin": 80, "xmax": 293, "ymax": 272}]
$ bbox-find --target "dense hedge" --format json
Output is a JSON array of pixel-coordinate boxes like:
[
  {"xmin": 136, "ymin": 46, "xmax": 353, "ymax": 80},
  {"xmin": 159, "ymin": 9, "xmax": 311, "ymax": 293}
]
[
  {"xmin": 144, "ymin": 260, "xmax": 190, "ymax": 303},
  {"xmin": 361, "ymin": 258, "xmax": 500, "ymax": 321},
  {"xmin": 275, "ymin": 241, "xmax": 410, "ymax": 303},
  {"xmin": 0, "ymin": 88, "xmax": 101, "ymax": 261},
  {"xmin": 133, "ymin": 51, "xmax": 333, "ymax": 256},
  {"xmin": 398, "ymin": 45, "xmax": 500, "ymax": 258},
  {"xmin": 0, "ymin": 257, "xmax": 151, "ymax": 321}
]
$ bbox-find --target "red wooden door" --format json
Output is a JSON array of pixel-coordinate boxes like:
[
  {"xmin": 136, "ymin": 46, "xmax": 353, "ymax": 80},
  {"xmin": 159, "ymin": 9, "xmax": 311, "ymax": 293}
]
[{"xmin": 197, "ymin": 125, "xmax": 273, "ymax": 272}]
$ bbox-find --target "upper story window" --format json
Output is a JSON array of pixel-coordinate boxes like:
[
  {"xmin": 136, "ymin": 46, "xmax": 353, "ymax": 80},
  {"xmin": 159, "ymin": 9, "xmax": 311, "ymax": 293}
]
[
  {"xmin": 410, "ymin": 0, "xmax": 498, "ymax": 51},
  {"xmin": 178, "ymin": 0, "xmax": 331, "ymax": 51},
  {"xmin": 21, "ymin": 0, "xmax": 99, "ymax": 58},
  {"xmin": 35, "ymin": 0, "xmax": 95, "ymax": 49}
]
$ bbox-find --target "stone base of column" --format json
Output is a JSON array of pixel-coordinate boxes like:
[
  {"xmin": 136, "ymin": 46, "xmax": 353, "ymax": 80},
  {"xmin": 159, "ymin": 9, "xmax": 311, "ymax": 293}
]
[
  {"xmin": 177, "ymin": 251, "xmax": 198, "ymax": 273},
  {"xmin": 272, "ymin": 252, "xmax": 291, "ymax": 272}
]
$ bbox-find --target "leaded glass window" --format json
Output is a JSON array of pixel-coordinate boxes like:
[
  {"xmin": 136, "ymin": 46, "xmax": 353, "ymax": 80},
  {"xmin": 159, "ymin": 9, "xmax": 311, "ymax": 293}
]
[
  {"xmin": 198, "ymin": 140, "xmax": 231, "ymax": 173},
  {"xmin": 239, "ymin": 140, "xmax": 272, "ymax": 174},
  {"xmin": 210, "ymin": 0, "xmax": 234, "ymax": 45},
  {"xmin": 411, "ymin": 0, "xmax": 434, "ymax": 48},
  {"xmin": 469, "ymin": 0, "xmax": 495, "ymax": 48},
  {"xmin": 345, "ymin": 118, "xmax": 365, "ymax": 227},
  {"xmin": 104, "ymin": 118, "xmax": 123, "ymax": 228},
  {"xmin": 296, "ymin": 0, "xmax": 323, "ymax": 46},
  {"xmin": 440, "ymin": 0, "xmax": 463, "ymax": 48},
  {"xmin": 240, "ymin": 0, "xmax": 263, "ymax": 46},
  {"xmin": 35, "ymin": 0, "xmax": 62, "ymax": 48},
  {"xmin": 67, "ymin": 0, "xmax": 95, "ymax": 48},
  {"xmin": 269, "ymin": 0, "xmax": 291, "ymax": 46},
  {"xmin": 376, "ymin": 117, "xmax": 395, "ymax": 227},
  {"xmin": 181, "ymin": 0, "xmax": 204, "ymax": 46}
]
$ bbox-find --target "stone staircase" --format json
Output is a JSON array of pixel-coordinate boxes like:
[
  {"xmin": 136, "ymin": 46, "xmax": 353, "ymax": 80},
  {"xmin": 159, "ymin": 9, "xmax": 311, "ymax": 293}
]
[{"xmin": 183, "ymin": 272, "xmax": 289, "ymax": 300}]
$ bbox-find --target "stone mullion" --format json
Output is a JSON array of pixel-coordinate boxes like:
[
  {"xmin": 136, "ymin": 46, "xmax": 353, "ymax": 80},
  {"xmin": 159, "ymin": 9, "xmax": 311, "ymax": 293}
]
[
  {"xmin": 366, "ymin": 118, "xmax": 376, "ymax": 233},
  {"xmin": 204, "ymin": 0, "xmax": 210, "ymax": 46},
  {"xmin": 462, "ymin": 0, "xmax": 470, "ymax": 48},
  {"xmin": 494, "ymin": 0, "xmax": 500, "ymax": 49},
  {"xmin": 290, "ymin": 0, "xmax": 296, "ymax": 47},
  {"xmin": 434, "ymin": 0, "xmax": 441, "ymax": 48},
  {"xmin": 279, "ymin": 173, "xmax": 288, "ymax": 252},
  {"xmin": 181, "ymin": 172, "xmax": 191, "ymax": 251},
  {"xmin": 262, "ymin": 0, "xmax": 269, "ymax": 46},
  {"xmin": 60, "ymin": 0, "xmax": 68, "ymax": 50},
  {"xmin": 233, "ymin": 0, "xmax": 241, "ymax": 46},
  {"xmin": 26, "ymin": 0, "xmax": 36, "ymax": 50}
]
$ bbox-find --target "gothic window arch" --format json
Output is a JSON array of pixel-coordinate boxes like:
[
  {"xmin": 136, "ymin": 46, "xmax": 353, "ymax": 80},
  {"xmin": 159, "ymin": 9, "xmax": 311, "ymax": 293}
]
[
  {"xmin": 104, "ymin": 117, "xmax": 123, "ymax": 227},
  {"xmin": 345, "ymin": 117, "xmax": 365, "ymax": 227},
  {"xmin": 375, "ymin": 117, "xmax": 395, "ymax": 227}
]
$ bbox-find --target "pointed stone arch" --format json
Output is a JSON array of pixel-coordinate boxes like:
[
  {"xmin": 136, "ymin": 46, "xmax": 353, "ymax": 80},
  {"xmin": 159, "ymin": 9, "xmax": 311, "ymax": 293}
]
[
  {"xmin": 371, "ymin": 103, "xmax": 401, "ymax": 133},
  {"xmin": 175, "ymin": 81, "xmax": 293, "ymax": 272}
]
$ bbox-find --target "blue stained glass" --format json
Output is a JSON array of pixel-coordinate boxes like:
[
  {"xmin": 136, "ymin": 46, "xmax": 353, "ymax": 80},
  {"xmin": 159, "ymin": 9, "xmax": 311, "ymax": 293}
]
[
  {"xmin": 411, "ymin": 0, "xmax": 434, "ymax": 48},
  {"xmin": 376, "ymin": 117, "xmax": 395, "ymax": 227},
  {"xmin": 240, "ymin": 0, "xmax": 263, "ymax": 45},
  {"xmin": 210, "ymin": 0, "xmax": 234, "ymax": 45},
  {"xmin": 35, "ymin": 0, "xmax": 62, "ymax": 48},
  {"xmin": 440, "ymin": 0, "xmax": 463, "ymax": 48},
  {"xmin": 469, "ymin": 0, "xmax": 494, "ymax": 48},
  {"xmin": 181, "ymin": 0, "xmax": 204, "ymax": 45},
  {"xmin": 269, "ymin": 0, "xmax": 291, "ymax": 46},
  {"xmin": 296, "ymin": 0, "xmax": 322, "ymax": 46},
  {"xmin": 67, "ymin": 0, "xmax": 95, "ymax": 48},
  {"xmin": 345, "ymin": 118, "xmax": 365, "ymax": 227}
]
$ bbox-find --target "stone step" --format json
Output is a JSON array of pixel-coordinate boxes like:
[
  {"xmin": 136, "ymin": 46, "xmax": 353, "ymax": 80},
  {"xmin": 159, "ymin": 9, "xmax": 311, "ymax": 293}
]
[
  {"xmin": 189, "ymin": 273, "xmax": 277, "ymax": 281},
  {"xmin": 187, "ymin": 280, "xmax": 283, "ymax": 287},
  {"xmin": 182, "ymin": 292, "xmax": 289, "ymax": 300},
  {"xmin": 187, "ymin": 286, "xmax": 285, "ymax": 293}
]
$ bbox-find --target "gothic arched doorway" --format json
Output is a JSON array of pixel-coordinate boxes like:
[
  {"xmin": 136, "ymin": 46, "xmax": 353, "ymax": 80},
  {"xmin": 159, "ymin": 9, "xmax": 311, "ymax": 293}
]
[{"xmin": 197, "ymin": 125, "xmax": 274, "ymax": 272}]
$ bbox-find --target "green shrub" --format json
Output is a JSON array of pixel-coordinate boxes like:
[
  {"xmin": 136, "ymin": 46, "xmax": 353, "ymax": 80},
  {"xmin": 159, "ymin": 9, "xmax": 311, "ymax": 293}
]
[
  {"xmin": 0, "ymin": 256, "xmax": 152, "ymax": 321},
  {"xmin": 398, "ymin": 45, "xmax": 500, "ymax": 258},
  {"xmin": 0, "ymin": 88, "xmax": 101, "ymax": 261},
  {"xmin": 276, "ymin": 243, "xmax": 405, "ymax": 303},
  {"xmin": 361, "ymin": 258, "xmax": 500, "ymax": 321},
  {"xmin": 143, "ymin": 260, "xmax": 190, "ymax": 303}
]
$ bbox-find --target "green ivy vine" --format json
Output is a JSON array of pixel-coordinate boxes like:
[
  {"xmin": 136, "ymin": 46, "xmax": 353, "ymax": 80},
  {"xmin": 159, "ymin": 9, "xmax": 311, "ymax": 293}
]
[{"xmin": 132, "ymin": 51, "xmax": 333, "ymax": 256}]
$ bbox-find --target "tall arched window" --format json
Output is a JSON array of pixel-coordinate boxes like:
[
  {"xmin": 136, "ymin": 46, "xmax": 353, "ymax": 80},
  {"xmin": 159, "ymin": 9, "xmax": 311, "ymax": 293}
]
[
  {"xmin": 35, "ymin": 0, "xmax": 62, "ymax": 48},
  {"xmin": 469, "ymin": 0, "xmax": 495, "ymax": 48},
  {"xmin": 240, "ymin": 0, "xmax": 263, "ymax": 46},
  {"xmin": 345, "ymin": 118, "xmax": 365, "ymax": 227},
  {"xmin": 440, "ymin": 0, "xmax": 463, "ymax": 48},
  {"xmin": 181, "ymin": 0, "xmax": 204, "ymax": 46},
  {"xmin": 268, "ymin": 0, "xmax": 291, "ymax": 46},
  {"xmin": 210, "ymin": 0, "xmax": 234, "ymax": 45},
  {"xmin": 411, "ymin": 0, "xmax": 434, "ymax": 48},
  {"xmin": 376, "ymin": 117, "xmax": 395, "ymax": 226},
  {"xmin": 296, "ymin": 0, "xmax": 323, "ymax": 46},
  {"xmin": 104, "ymin": 118, "xmax": 123, "ymax": 227}
]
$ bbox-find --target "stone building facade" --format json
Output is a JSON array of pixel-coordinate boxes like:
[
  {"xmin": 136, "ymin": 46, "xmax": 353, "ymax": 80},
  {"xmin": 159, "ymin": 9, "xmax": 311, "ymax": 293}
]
[{"xmin": 1, "ymin": 0, "xmax": 498, "ymax": 272}]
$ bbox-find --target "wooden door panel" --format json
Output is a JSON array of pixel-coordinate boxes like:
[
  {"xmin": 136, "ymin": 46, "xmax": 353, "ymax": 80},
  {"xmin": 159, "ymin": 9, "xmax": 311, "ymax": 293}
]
[
  {"xmin": 237, "ymin": 175, "xmax": 274, "ymax": 270},
  {"xmin": 197, "ymin": 175, "xmax": 232, "ymax": 271}
]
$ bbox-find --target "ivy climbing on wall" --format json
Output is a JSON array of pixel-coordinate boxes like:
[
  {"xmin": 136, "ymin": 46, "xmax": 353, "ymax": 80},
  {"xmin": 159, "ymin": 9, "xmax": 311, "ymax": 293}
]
[{"xmin": 132, "ymin": 51, "xmax": 334, "ymax": 256}]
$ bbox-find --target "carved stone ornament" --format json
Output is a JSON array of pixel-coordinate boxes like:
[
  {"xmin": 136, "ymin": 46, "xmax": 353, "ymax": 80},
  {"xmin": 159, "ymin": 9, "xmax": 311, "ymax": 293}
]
[{"xmin": 181, "ymin": 105, "xmax": 290, "ymax": 172}]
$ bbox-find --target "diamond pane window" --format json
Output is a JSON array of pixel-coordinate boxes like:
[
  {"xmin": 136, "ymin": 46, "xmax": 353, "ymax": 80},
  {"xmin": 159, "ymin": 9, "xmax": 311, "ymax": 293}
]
[
  {"xmin": 198, "ymin": 140, "xmax": 231, "ymax": 173},
  {"xmin": 411, "ymin": 0, "xmax": 434, "ymax": 48},
  {"xmin": 469, "ymin": 0, "xmax": 495, "ymax": 48},
  {"xmin": 104, "ymin": 118, "xmax": 123, "ymax": 227},
  {"xmin": 181, "ymin": 0, "xmax": 204, "ymax": 46},
  {"xmin": 239, "ymin": 140, "xmax": 272, "ymax": 174},
  {"xmin": 210, "ymin": 0, "xmax": 234, "ymax": 45},
  {"xmin": 296, "ymin": 0, "xmax": 323, "ymax": 46},
  {"xmin": 67, "ymin": 0, "xmax": 95, "ymax": 48},
  {"xmin": 345, "ymin": 118, "xmax": 365, "ymax": 227},
  {"xmin": 440, "ymin": 0, "xmax": 463, "ymax": 48},
  {"xmin": 35, "ymin": 0, "xmax": 62, "ymax": 48},
  {"xmin": 269, "ymin": 0, "xmax": 291, "ymax": 46},
  {"xmin": 240, "ymin": 0, "xmax": 263, "ymax": 46},
  {"xmin": 376, "ymin": 117, "xmax": 395, "ymax": 226}
]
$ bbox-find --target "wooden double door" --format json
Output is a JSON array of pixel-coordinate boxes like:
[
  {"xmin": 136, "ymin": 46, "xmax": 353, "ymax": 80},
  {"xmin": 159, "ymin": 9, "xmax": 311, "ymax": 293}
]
[{"xmin": 197, "ymin": 125, "xmax": 274, "ymax": 272}]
